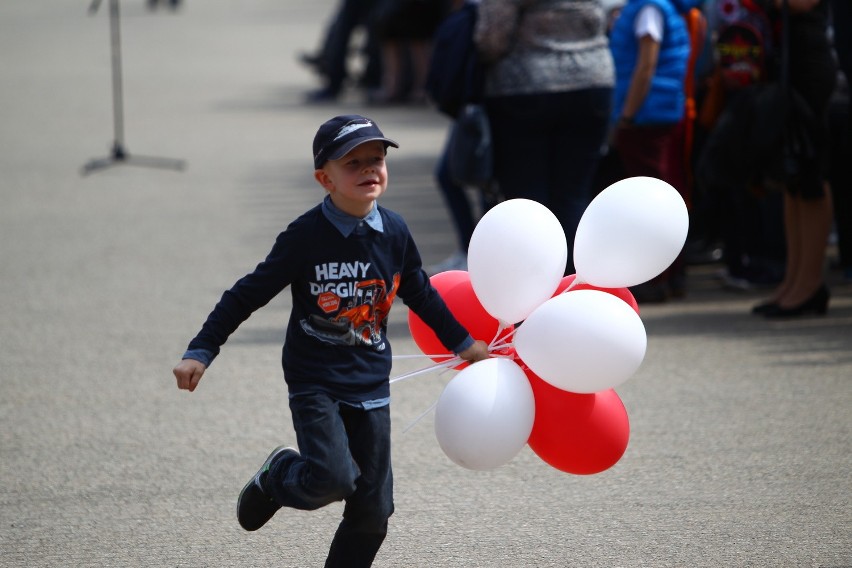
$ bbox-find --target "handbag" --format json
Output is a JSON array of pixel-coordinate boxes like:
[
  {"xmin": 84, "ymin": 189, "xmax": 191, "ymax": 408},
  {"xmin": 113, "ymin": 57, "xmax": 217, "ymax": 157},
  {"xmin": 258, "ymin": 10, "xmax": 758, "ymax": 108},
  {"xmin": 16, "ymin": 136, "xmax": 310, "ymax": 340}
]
[
  {"xmin": 447, "ymin": 103, "xmax": 493, "ymax": 189},
  {"xmin": 425, "ymin": 1, "xmax": 483, "ymax": 119}
]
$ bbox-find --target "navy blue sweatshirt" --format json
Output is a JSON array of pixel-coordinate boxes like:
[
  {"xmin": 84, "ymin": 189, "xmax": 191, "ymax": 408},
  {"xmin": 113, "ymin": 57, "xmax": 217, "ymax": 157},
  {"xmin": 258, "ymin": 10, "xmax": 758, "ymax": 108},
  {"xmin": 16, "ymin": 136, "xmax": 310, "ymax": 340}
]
[{"xmin": 185, "ymin": 197, "xmax": 473, "ymax": 403}]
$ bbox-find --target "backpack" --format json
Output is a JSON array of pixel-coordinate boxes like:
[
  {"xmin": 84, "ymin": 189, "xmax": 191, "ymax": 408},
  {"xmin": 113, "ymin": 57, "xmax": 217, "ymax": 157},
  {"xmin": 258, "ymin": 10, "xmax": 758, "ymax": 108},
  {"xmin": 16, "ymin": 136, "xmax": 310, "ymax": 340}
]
[
  {"xmin": 682, "ymin": 6, "xmax": 708, "ymax": 199},
  {"xmin": 424, "ymin": 1, "xmax": 484, "ymax": 119},
  {"xmin": 712, "ymin": 0, "xmax": 774, "ymax": 90}
]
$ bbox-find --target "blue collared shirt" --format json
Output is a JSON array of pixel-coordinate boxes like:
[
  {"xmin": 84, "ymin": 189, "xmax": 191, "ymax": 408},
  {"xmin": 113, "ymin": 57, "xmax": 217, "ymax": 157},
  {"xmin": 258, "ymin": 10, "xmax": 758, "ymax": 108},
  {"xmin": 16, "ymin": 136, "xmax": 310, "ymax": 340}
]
[{"xmin": 321, "ymin": 194, "xmax": 384, "ymax": 237}]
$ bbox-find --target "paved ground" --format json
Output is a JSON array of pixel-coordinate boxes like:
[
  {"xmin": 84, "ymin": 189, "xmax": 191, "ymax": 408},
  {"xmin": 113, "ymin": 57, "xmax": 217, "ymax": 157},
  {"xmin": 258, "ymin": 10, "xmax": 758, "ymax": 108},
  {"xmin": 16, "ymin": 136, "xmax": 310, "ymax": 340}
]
[{"xmin": 1, "ymin": 2, "xmax": 850, "ymax": 567}]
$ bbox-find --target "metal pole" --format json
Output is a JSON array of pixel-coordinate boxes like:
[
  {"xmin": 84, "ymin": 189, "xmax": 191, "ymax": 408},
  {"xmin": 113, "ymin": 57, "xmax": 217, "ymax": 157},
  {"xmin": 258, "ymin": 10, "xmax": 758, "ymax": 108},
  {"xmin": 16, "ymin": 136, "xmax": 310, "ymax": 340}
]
[{"xmin": 109, "ymin": 0, "xmax": 126, "ymax": 156}]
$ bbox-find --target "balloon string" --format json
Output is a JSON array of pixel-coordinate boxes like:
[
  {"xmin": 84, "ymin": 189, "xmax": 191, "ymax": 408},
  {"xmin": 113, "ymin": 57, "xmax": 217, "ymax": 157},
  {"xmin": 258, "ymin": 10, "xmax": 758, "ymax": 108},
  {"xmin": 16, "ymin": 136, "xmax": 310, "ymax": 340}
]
[
  {"xmin": 402, "ymin": 399, "xmax": 438, "ymax": 433},
  {"xmin": 392, "ymin": 353, "xmax": 456, "ymax": 360},
  {"xmin": 489, "ymin": 321, "xmax": 508, "ymax": 346},
  {"xmin": 489, "ymin": 327, "xmax": 518, "ymax": 349},
  {"xmin": 389, "ymin": 357, "xmax": 461, "ymax": 384},
  {"xmin": 561, "ymin": 277, "xmax": 582, "ymax": 294}
]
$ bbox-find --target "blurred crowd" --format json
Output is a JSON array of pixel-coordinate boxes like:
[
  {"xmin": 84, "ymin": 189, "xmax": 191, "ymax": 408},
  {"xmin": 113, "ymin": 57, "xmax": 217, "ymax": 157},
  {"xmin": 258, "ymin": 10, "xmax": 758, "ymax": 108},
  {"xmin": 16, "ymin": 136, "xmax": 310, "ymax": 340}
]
[
  {"xmin": 299, "ymin": 0, "xmax": 454, "ymax": 104},
  {"xmin": 299, "ymin": 0, "xmax": 850, "ymax": 318}
]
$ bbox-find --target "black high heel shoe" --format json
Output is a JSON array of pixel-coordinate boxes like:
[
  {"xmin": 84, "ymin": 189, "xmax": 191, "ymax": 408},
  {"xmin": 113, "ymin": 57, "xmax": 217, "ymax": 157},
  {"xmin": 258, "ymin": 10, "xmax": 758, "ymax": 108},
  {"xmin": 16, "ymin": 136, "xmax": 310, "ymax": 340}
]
[
  {"xmin": 751, "ymin": 300, "xmax": 779, "ymax": 315},
  {"xmin": 763, "ymin": 285, "xmax": 829, "ymax": 318}
]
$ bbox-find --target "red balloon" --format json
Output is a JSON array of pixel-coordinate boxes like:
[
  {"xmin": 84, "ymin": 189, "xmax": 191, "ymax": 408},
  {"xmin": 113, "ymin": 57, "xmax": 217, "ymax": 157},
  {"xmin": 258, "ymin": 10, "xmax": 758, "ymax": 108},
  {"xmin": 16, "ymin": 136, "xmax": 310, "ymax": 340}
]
[
  {"xmin": 408, "ymin": 271, "xmax": 512, "ymax": 368},
  {"xmin": 526, "ymin": 368, "xmax": 630, "ymax": 475},
  {"xmin": 553, "ymin": 274, "xmax": 640, "ymax": 314}
]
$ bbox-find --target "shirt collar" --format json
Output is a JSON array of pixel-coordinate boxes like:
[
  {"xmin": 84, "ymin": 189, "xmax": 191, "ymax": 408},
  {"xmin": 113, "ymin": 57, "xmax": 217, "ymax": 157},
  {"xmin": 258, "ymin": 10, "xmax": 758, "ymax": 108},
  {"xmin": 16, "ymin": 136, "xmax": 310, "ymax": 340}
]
[{"xmin": 321, "ymin": 195, "xmax": 384, "ymax": 237}]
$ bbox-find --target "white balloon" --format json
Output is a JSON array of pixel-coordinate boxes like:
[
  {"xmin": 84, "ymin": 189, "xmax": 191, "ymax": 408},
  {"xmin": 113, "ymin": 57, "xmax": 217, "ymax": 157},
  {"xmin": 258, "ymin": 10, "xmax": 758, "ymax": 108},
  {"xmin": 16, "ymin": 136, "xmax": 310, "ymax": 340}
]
[
  {"xmin": 514, "ymin": 290, "xmax": 647, "ymax": 394},
  {"xmin": 468, "ymin": 199, "xmax": 567, "ymax": 325},
  {"xmin": 574, "ymin": 176, "xmax": 689, "ymax": 288},
  {"xmin": 434, "ymin": 358, "xmax": 535, "ymax": 470}
]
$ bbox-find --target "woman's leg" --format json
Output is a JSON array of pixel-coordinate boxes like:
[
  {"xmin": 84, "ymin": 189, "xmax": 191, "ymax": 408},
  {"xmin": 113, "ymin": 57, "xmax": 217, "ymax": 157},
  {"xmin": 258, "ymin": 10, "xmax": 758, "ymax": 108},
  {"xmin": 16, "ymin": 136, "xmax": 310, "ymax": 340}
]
[
  {"xmin": 377, "ymin": 40, "xmax": 403, "ymax": 101},
  {"xmin": 408, "ymin": 39, "xmax": 432, "ymax": 102},
  {"xmin": 771, "ymin": 192, "xmax": 801, "ymax": 302},
  {"xmin": 777, "ymin": 187, "xmax": 833, "ymax": 307}
]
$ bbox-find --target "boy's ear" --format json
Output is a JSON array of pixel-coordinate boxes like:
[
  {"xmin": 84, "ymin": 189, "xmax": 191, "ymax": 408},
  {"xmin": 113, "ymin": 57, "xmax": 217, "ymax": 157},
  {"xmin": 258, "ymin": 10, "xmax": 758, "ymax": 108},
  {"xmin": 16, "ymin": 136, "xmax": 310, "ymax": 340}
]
[{"xmin": 314, "ymin": 168, "xmax": 334, "ymax": 192}]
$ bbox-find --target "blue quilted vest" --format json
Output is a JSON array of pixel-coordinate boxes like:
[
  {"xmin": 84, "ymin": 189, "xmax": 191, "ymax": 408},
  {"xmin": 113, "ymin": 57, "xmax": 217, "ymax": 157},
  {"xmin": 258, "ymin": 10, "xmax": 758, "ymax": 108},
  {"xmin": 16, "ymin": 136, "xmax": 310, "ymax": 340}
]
[{"xmin": 610, "ymin": 0, "xmax": 692, "ymax": 125}]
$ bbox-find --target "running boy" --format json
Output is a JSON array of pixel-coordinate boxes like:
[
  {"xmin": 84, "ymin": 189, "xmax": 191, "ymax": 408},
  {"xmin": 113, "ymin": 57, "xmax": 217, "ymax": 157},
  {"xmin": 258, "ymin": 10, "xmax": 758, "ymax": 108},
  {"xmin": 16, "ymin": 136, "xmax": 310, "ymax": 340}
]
[{"xmin": 173, "ymin": 115, "xmax": 489, "ymax": 567}]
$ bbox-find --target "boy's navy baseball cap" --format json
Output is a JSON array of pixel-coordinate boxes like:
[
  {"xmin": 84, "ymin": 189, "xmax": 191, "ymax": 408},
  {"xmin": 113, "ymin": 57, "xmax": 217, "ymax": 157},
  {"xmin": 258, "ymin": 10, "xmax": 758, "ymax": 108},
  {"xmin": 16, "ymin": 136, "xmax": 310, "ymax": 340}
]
[{"xmin": 313, "ymin": 115, "xmax": 399, "ymax": 169}]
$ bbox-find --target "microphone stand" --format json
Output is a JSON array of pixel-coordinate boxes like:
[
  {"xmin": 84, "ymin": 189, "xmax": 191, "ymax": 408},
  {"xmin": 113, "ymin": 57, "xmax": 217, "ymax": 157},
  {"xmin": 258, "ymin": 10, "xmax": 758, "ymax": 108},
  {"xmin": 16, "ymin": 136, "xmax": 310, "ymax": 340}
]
[{"xmin": 82, "ymin": 0, "xmax": 185, "ymax": 175}]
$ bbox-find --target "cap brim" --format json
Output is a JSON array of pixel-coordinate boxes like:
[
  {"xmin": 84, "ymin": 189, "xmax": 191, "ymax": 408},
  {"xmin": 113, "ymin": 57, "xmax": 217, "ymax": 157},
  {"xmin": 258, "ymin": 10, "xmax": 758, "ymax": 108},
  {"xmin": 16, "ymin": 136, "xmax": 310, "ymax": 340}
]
[{"xmin": 326, "ymin": 136, "xmax": 399, "ymax": 162}]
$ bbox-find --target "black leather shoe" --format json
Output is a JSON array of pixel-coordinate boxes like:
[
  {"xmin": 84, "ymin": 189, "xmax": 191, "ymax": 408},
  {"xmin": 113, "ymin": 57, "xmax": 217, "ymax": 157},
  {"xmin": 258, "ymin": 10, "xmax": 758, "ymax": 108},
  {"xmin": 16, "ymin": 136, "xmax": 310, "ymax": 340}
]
[
  {"xmin": 751, "ymin": 300, "xmax": 778, "ymax": 315},
  {"xmin": 763, "ymin": 285, "xmax": 829, "ymax": 319},
  {"xmin": 237, "ymin": 446, "xmax": 297, "ymax": 531}
]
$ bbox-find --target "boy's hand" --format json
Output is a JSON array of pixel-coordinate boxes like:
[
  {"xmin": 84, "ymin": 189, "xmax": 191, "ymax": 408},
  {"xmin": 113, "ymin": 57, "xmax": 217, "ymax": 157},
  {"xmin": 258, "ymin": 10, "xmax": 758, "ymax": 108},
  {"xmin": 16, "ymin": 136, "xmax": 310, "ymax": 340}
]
[
  {"xmin": 174, "ymin": 359, "xmax": 207, "ymax": 392},
  {"xmin": 458, "ymin": 340, "xmax": 490, "ymax": 363}
]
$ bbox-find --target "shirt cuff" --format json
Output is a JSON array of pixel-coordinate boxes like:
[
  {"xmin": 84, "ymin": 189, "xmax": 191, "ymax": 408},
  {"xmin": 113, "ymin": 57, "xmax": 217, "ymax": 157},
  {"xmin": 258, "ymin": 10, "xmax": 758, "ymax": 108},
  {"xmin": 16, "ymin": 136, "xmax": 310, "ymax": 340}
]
[
  {"xmin": 452, "ymin": 335, "xmax": 475, "ymax": 355},
  {"xmin": 182, "ymin": 348, "xmax": 216, "ymax": 367}
]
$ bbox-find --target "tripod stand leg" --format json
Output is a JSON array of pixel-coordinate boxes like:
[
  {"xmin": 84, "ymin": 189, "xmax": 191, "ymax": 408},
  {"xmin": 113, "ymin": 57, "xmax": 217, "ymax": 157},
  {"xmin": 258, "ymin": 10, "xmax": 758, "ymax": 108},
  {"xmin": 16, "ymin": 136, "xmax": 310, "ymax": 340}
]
[
  {"xmin": 123, "ymin": 154, "xmax": 186, "ymax": 171},
  {"xmin": 81, "ymin": 143, "xmax": 185, "ymax": 175}
]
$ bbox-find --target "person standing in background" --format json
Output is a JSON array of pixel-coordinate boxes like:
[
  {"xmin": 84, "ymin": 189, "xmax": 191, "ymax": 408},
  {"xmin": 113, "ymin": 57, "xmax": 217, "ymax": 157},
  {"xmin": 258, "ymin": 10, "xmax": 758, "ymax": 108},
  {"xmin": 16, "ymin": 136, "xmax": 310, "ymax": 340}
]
[
  {"xmin": 371, "ymin": 0, "xmax": 452, "ymax": 104},
  {"xmin": 609, "ymin": 0, "xmax": 699, "ymax": 302},
  {"xmin": 474, "ymin": 0, "xmax": 615, "ymax": 275},
  {"xmin": 301, "ymin": 0, "xmax": 384, "ymax": 103},
  {"xmin": 425, "ymin": 0, "xmax": 490, "ymax": 275},
  {"xmin": 749, "ymin": 0, "xmax": 836, "ymax": 317}
]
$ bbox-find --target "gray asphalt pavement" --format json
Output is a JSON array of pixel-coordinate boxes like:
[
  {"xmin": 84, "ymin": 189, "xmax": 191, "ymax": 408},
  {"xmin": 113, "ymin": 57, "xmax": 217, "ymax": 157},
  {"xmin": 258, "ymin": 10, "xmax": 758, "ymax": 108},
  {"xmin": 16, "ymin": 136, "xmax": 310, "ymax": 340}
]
[{"xmin": 1, "ymin": 2, "xmax": 850, "ymax": 567}]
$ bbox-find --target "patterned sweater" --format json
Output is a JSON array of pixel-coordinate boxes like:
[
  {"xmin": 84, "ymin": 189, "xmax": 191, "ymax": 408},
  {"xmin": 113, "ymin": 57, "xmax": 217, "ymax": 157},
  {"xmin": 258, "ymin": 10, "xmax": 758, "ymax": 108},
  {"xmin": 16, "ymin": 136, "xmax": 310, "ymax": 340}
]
[
  {"xmin": 185, "ymin": 197, "xmax": 473, "ymax": 403},
  {"xmin": 474, "ymin": 0, "xmax": 615, "ymax": 97}
]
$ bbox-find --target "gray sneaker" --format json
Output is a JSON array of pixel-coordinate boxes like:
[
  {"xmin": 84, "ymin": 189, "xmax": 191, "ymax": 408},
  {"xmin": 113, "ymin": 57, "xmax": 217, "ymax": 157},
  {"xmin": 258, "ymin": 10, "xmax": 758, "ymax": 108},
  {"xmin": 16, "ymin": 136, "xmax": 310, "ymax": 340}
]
[{"xmin": 236, "ymin": 446, "xmax": 297, "ymax": 531}]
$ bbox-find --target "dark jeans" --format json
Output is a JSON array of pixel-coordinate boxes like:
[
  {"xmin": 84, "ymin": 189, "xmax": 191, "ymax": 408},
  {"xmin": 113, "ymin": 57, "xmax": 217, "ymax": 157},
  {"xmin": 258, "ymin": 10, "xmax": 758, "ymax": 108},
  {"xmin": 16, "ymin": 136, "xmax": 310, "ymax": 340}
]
[
  {"xmin": 613, "ymin": 121, "xmax": 686, "ymax": 190},
  {"xmin": 266, "ymin": 392, "xmax": 393, "ymax": 568},
  {"xmin": 435, "ymin": 127, "xmax": 488, "ymax": 252},
  {"xmin": 485, "ymin": 87, "xmax": 612, "ymax": 273}
]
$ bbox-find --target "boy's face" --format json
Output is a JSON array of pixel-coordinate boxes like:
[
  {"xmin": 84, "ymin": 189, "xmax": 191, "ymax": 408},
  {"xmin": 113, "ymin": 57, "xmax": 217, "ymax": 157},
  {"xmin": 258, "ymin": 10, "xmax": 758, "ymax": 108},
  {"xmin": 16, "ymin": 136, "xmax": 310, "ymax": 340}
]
[{"xmin": 314, "ymin": 140, "xmax": 388, "ymax": 217}]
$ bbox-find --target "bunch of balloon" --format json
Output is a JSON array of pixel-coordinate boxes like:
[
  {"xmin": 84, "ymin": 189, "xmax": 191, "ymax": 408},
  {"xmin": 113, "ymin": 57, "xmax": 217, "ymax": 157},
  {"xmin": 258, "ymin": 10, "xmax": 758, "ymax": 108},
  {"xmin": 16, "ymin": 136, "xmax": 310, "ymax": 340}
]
[
  {"xmin": 408, "ymin": 270, "xmax": 513, "ymax": 371},
  {"xmin": 406, "ymin": 198, "xmax": 566, "ymax": 470},
  {"xmin": 408, "ymin": 177, "xmax": 689, "ymax": 474}
]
